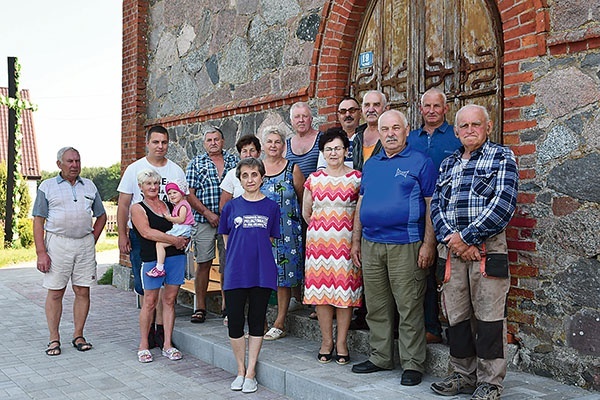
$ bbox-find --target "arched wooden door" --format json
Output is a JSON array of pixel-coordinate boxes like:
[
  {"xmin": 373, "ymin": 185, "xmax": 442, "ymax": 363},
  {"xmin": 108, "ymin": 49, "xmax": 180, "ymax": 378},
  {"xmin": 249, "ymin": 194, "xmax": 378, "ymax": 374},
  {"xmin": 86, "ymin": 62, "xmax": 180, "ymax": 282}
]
[{"xmin": 350, "ymin": 0, "xmax": 503, "ymax": 143}]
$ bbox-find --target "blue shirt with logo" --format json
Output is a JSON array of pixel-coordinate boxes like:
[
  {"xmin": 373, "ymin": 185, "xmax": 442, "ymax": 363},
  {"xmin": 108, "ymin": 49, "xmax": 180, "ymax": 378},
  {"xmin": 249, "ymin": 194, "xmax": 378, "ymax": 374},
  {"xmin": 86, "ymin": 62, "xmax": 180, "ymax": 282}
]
[{"xmin": 359, "ymin": 144, "xmax": 436, "ymax": 244}]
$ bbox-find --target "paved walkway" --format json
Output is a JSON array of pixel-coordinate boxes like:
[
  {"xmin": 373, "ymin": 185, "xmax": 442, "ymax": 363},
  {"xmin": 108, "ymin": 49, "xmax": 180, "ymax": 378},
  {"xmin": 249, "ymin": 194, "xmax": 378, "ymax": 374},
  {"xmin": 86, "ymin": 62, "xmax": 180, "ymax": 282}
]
[
  {"xmin": 1, "ymin": 250, "xmax": 598, "ymax": 399},
  {"xmin": 0, "ymin": 250, "xmax": 288, "ymax": 400}
]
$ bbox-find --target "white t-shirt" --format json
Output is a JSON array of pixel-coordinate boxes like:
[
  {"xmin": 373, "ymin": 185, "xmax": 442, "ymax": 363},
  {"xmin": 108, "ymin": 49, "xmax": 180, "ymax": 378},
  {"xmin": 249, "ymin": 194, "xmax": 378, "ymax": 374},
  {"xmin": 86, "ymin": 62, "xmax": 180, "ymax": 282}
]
[
  {"xmin": 117, "ymin": 157, "xmax": 186, "ymax": 227},
  {"xmin": 220, "ymin": 168, "xmax": 244, "ymax": 199}
]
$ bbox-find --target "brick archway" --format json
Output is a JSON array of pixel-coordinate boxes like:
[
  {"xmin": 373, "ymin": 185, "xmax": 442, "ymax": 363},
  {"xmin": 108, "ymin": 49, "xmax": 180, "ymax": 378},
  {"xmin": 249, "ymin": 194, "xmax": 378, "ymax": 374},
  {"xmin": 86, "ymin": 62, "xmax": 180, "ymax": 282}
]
[
  {"xmin": 310, "ymin": 0, "xmax": 551, "ymax": 336},
  {"xmin": 311, "ymin": 0, "xmax": 550, "ymax": 137}
]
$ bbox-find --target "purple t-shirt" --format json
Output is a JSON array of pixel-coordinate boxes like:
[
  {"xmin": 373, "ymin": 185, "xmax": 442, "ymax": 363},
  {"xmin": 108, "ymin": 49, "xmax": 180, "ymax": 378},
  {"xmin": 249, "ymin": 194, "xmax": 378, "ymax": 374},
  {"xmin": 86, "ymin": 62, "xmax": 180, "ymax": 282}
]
[{"xmin": 218, "ymin": 196, "xmax": 281, "ymax": 291}]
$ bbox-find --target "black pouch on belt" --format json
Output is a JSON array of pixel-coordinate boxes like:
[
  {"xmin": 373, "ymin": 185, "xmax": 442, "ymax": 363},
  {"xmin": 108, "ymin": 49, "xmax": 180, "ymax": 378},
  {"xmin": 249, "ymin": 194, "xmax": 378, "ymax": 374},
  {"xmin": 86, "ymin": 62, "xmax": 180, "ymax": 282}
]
[{"xmin": 484, "ymin": 253, "xmax": 509, "ymax": 278}]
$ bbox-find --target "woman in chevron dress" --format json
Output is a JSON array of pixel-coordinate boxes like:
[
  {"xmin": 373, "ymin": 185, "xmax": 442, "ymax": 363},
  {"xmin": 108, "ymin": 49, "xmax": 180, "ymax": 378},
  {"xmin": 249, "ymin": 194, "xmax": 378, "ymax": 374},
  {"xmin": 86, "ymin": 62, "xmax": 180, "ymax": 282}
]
[{"xmin": 302, "ymin": 129, "xmax": 362, "ymax": 365}]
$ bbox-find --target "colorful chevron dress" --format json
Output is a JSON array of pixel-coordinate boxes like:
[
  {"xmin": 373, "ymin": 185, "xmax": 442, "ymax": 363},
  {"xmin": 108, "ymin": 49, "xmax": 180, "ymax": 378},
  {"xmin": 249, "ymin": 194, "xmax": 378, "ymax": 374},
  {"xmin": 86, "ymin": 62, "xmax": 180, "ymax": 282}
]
[{"xmin": 303, "ymin": 169, "xmax": 363, "ymax": 307}]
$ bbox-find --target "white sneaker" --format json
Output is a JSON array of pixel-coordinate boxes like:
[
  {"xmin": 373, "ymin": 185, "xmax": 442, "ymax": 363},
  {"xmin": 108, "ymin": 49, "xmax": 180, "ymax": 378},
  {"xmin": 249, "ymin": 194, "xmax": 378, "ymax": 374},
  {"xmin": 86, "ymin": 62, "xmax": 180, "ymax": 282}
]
[
  {"xmin": 242, "ymin": 377, "xmax": 258, "ymax": 393},
  {"xmin": 288, "ymin": 297, "xmax": 303, "ymax": 312},
  {"xmin": 230, "ymin": 376, "xmax": 244, "ymax": 391}
]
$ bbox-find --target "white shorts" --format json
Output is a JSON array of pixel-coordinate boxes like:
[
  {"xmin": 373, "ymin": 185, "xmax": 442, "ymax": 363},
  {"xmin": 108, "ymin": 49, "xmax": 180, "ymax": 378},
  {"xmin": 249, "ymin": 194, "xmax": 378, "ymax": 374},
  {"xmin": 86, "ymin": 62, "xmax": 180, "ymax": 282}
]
[
  {"xmin": 166, "ymin": 224, "xmax": 192, "ymax": 238},
  {"xmin": 43, "ymin": 232, "xmax": 97, "ymax": 290}
]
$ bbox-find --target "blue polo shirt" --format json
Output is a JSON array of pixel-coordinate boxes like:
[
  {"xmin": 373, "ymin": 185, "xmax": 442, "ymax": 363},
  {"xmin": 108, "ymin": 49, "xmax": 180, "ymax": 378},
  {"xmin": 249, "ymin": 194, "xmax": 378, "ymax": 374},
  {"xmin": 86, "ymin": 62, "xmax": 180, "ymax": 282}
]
[
  {"xmin": 407, "ymin": 121, "xmax": 462, "ymax": 169},
  {"xmin": 359, "ymin": 144, "xmax": 436, "ymax": 244}
]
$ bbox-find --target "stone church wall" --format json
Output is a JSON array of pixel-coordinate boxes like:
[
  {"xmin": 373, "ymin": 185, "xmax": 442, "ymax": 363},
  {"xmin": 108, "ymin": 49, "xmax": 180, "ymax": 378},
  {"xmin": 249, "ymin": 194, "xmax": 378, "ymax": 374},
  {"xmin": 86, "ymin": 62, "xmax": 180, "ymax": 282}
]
[{"xmin": 123, "ymin": 0, "xmax": 600, "ymax": 389}]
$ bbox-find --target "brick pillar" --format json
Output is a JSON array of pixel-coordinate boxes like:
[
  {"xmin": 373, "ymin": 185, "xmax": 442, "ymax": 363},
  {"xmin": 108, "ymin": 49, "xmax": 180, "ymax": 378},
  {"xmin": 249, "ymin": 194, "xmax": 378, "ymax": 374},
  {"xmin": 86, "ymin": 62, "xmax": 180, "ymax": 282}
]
[
  {"xmin": 120, "ymin": 0, "xmax": 149, "ymax": 268},
  {"xmin": 122, "ymin": 0, "xmax": 148, "ymax": 167}
]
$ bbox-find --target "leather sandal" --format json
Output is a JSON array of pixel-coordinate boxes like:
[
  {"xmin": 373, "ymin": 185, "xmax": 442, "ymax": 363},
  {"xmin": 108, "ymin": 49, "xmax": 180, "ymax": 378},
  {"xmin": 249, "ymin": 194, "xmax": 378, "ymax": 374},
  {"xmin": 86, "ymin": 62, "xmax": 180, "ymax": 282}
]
[
  {"xmin": 72, "ymin": 336, "xmax": 92, "ymax": 351},
  {"xmin": 190, "ymin": 309, "xmax": 206, "ymax": 323},
  {"xmin": 45, "ymin": 340, "xmax": 61, "ymax": 356}
]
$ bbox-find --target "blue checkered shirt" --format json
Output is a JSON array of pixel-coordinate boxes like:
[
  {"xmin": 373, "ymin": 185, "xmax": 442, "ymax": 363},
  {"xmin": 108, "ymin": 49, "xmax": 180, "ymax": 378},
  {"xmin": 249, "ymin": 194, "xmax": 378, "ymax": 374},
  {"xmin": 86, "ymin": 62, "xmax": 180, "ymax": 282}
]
[
  {"xmin": 431, "ymin": 141, "xmax": 518, "ymax": 245},
  {"xmin": 186, "ymin": 151, "xmax": 239, "ymax": 224}
]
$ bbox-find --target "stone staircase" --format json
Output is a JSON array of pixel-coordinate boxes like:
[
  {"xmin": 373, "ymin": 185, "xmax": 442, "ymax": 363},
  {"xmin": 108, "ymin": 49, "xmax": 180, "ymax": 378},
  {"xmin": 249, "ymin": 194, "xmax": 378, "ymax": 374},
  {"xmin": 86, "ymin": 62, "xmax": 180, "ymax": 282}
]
[{"xmin": 171, "ymin": 294, "xmax": 521, "ymax": 399}]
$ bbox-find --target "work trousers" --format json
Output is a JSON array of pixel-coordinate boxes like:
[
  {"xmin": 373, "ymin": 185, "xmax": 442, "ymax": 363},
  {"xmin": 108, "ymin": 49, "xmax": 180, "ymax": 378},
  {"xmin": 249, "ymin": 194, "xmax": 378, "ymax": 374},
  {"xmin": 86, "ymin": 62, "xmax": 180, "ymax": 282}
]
[{"xmin": 439, "ymin": 232, "xmax": 510, "ymax": 389}]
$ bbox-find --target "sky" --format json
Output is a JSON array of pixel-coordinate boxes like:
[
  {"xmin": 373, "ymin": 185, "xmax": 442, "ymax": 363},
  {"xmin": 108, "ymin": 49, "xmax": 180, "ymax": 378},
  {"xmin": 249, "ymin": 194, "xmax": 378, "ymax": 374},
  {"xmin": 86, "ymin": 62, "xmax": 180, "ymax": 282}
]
[{"xmin": 0, "ymin": 0, "xmax": 122, "ymax": 172}]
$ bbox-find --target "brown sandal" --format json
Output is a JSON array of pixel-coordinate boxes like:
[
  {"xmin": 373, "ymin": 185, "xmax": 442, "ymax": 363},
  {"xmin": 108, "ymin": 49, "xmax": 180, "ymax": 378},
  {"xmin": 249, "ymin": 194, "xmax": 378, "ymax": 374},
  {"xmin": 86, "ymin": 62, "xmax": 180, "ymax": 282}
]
[{"xmin": 190, "ymin": 309, "xmax": 206, "ymax": 323}]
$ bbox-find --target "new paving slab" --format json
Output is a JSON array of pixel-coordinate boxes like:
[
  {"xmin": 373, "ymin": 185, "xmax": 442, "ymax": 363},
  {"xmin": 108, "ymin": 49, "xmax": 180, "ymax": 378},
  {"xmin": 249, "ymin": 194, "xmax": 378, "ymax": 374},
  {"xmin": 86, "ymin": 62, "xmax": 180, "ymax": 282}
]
[
  {"xmin": 1, "ymin": 250, "xmax": 598, "ymax": 400},
  {"xmin": 0, "ymin": 250, "xmax": 286, "ymax": 400}
]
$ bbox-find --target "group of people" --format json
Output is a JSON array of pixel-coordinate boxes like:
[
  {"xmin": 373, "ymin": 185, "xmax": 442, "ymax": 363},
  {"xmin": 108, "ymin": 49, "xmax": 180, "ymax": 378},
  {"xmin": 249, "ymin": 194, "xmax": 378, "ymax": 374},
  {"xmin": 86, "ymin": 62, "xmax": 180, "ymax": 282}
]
[{"xmin": 33, "ymin": 87, "xmax": 518, "ymax": 400}]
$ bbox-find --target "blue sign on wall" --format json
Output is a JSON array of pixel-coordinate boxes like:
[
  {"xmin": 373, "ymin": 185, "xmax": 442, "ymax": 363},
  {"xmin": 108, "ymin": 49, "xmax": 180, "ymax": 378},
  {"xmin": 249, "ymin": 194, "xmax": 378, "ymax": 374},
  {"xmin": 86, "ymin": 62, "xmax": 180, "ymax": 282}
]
[{"xmin": 359, "ymin": 51, "xmax": 374, "ymax": 69}]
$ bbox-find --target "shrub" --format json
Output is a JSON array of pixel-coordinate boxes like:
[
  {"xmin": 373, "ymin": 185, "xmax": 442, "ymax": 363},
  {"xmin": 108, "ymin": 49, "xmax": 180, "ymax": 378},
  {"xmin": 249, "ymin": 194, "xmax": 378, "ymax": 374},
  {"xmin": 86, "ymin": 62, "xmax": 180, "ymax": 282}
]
[{"xmin": 17, "ymin": 218, "xmax": 34, "ymax": 248}]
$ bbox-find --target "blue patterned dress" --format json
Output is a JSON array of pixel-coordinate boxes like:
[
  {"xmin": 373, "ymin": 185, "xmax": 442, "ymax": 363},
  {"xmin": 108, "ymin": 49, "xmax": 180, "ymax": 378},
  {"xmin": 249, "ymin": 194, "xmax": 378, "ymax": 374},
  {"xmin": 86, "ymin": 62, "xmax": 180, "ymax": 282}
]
[{"xmin": 261, "ymin": 160, "xmax": 304, "ymax": 287}]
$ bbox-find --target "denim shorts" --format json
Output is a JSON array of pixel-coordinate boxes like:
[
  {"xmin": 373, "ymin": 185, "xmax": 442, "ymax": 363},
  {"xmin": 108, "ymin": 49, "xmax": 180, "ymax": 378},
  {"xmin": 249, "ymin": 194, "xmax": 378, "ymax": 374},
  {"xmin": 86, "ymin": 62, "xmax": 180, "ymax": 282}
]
[{"xmin": 141, "ymin": 254, "xmax": 186, "ymax": 291}]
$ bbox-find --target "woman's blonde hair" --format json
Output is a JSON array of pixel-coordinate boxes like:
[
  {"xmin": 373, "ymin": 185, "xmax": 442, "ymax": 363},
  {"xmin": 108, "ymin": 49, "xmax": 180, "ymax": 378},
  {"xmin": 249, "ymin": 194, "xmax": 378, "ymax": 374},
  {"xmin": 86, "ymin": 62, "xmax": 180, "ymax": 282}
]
[{"xmin": 136, "ymin": 169, "xmax": 162, "ymax": 186}]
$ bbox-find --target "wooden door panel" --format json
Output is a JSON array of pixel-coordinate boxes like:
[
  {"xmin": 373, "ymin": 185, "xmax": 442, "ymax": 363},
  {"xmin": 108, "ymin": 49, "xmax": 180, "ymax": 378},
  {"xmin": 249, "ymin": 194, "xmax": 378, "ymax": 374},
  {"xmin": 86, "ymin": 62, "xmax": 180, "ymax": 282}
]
[{"xmin": 350, "ymin": 0, "xmax": 503, "ymax": 143}]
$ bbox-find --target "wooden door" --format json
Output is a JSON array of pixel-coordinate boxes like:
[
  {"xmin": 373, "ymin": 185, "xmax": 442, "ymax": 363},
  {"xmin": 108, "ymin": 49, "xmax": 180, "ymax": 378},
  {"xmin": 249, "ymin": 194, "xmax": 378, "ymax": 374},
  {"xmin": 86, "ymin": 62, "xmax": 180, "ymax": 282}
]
[{"xmin": 350, "ymin": 0, "xmax": 503, "ymax": 142}]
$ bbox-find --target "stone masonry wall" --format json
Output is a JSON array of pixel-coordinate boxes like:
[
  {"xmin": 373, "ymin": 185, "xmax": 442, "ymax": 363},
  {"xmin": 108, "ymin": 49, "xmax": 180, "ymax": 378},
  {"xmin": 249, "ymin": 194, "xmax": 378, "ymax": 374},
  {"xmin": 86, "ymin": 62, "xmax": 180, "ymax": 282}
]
[
  {"xmin": 145, "ymin": 0, "xmax": 328, "ymax": 165},
  {"xmin": 122, "ymin": 0, "xmax": 600, "ymax": 390},
  {"xmin": 508, "ymin": 1, "xmax": 600, "ymax": 389}
]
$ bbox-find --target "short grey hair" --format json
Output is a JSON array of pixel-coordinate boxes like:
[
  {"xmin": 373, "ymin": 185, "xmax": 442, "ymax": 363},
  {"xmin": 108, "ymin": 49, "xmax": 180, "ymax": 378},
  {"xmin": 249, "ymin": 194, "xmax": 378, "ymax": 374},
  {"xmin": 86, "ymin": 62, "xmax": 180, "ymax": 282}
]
[
  {"xmin": 454, "ymin": 104, "xmax": 491, "ymax": 132},
  {"xmin": 57, "ymin": 147, "xmax": 79, "ymax": 162},
  {"xmin": 261, "ymin": 126, "xmax": 286, "ymax": 145},
  {"xmin": 203, "ymin": 126, "xmax": 224, "ymax": 140},
  {"xmin": 289, "ymin": 101, "xmax": 312, "ymax": 120},
  {"xmin": 420, "ymin": 88, "xmax": 447, "ymax": 106},
  {"xmin": 378, "ymin": 109, "xmax": 408, "ymax": 130},
  {"xmin": 362, "ymin": 90, "xmax": 388, "ymax": 109},
  {"xmin": 136, "ymin": 169, "xmax": 162, "ymax": 186}
]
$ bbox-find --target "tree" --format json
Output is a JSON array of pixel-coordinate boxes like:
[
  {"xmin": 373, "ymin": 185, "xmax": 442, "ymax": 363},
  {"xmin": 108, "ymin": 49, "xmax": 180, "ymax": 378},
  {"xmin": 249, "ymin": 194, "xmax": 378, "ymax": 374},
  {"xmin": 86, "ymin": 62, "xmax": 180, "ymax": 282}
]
[{"xmin": 92, "ymin": 163, "xmax": 121, "ymax": 202}]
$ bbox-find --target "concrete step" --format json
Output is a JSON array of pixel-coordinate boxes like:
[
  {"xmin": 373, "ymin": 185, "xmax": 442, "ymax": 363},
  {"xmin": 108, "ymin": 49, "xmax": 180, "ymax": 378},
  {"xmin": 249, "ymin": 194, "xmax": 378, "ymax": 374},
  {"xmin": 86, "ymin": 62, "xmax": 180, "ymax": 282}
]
[{"xmin": 172, "ymin": 304, "xmax": 521, "ymax": 399}]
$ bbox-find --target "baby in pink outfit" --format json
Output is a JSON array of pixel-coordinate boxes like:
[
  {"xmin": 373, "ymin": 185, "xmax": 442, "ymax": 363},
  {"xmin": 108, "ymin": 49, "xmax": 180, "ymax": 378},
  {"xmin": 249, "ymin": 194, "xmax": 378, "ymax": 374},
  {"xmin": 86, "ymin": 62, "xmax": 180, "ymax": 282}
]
[{"xmin": 146, "ymin": 180, "xmax": 194, "ymax": 278}]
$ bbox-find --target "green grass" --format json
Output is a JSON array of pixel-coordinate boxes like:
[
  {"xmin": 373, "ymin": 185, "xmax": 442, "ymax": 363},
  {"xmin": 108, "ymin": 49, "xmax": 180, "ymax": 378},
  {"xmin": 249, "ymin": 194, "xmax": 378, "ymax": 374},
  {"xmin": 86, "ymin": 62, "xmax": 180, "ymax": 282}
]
[
  {"xmin": 97, "ymin": 267, "xmax": 113, "ymax": 285},
  {"xmin": 0, "ymin": 234, "xmax": 119, "ymax": 269}
]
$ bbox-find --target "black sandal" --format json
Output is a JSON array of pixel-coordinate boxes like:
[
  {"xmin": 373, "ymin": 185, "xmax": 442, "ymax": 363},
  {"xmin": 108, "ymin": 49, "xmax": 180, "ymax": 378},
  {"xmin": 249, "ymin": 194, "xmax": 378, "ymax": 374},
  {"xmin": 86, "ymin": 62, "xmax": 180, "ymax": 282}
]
[
  {"xmin": 190, "ymin": 309, "xmax": 206, "ymax": 323},
  {"xmin": 72, "ymin": 336, "xmax": 93, "ymax": 351},
  {"xmin": 317, "ymin": 347, "xmax": 334, "ymax": 364},
  {"xmin": 335, "ymin": 353, "xmax": 351, "ymax": 365},
  {"xmin": 45, "ymin": 340, "xmax": 61, "ymax": 356}
]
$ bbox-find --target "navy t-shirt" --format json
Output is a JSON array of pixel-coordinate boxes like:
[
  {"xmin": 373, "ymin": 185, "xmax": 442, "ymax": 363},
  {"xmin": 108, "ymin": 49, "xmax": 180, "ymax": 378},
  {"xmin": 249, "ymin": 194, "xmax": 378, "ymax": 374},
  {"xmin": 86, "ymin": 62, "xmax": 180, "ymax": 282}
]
[
  {"xmin": 360, "ymin": 145, "xmax": 436, "ymax": 244},
  {"xmin": 218, "ymin": 196, "xmax": 281, "ymax": 291}
]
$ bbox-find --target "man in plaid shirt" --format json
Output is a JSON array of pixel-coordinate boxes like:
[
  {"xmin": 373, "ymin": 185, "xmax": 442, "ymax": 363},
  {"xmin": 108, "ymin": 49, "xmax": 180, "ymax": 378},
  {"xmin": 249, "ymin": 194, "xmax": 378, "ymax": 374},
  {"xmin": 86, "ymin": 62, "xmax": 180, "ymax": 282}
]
[
  {"xmin": 430, "ymin": 104, "xmax": 518, "ymax": 400},
  {"xmin": 186, "ymin": 127, "xmax": 239, "ymax": 323}
]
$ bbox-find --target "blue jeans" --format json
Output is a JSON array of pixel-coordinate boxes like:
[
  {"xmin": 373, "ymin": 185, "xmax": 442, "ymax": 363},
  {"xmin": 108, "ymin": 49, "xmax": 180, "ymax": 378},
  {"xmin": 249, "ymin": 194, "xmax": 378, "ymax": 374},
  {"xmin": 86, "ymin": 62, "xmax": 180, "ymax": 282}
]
[{"xmin": 129, "ymin": 230, "xmax": 143, "ymax": 296}]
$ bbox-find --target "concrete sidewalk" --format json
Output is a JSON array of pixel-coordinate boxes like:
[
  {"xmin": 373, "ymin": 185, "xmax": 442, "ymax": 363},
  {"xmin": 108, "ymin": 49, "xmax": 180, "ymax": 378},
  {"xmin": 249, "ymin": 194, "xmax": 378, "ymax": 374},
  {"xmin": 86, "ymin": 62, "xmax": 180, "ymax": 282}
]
[
  {"xmin": 0, "ymin": 250, "xmax": 287, "ymax": 399},
  {"xmin": 0, "ymin": 250, "xmax": 597, "ymax": 399}
]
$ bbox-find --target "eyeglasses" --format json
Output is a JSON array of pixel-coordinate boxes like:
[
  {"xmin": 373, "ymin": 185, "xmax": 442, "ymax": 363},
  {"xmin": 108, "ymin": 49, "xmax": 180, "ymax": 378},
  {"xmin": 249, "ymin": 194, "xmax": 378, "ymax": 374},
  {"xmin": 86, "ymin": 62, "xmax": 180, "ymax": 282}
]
[
  {"xmin": 323, "ymin": 146, "xmax": 345, "ymax": 153},
  {"xmin": 337, "ymin": 107, "xmax": 359, "ymax": 114}
]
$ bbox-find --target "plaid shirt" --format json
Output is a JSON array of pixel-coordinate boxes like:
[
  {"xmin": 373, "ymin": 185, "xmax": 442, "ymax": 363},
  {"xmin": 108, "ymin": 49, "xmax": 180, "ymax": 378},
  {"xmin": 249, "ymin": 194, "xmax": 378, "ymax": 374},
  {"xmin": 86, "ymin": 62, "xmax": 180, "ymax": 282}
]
[
  {"xmin": 186, "ymin": 151, "xmax": 239, "ymax": 224},
  {"xmin": 431, "ymin": 141, "xmax": 518, "ymax": 245}
]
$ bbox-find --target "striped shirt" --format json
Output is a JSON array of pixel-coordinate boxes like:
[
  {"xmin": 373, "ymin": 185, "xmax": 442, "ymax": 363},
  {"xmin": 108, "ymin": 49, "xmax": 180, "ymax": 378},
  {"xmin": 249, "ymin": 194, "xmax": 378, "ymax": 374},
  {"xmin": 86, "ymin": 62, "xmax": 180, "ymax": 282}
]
[
  {"xmin": 286, "ymin": 131, "xmax": 322, "ymax": 178},
  {"xmin": 186, "ymin": 151, "xmax": 239, "ymax": 224},
  {"xmin": 430, "ymin": 141, "xmax": 518, "ymax": 245}
]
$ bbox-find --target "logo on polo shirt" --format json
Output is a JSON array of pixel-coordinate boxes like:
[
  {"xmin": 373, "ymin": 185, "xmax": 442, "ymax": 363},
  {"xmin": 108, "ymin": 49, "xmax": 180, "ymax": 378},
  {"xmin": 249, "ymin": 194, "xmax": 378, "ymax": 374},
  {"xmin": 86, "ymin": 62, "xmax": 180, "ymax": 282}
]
[{"xmin": 395, "ymin": 168, "xmax": 409, "ymax": 178}]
